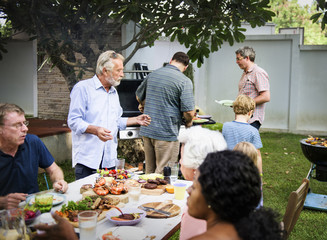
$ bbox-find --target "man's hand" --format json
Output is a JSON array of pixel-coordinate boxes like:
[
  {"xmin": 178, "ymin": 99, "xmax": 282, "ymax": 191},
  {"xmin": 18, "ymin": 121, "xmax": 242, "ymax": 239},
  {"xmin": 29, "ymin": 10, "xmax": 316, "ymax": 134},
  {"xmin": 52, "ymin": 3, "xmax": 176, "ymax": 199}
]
[
  {"xmin": 34, "ymin": 212, "xmax": 78, "ymax": 240},
  {"xmin": 96, "ymin": 127, "xmax": 113, "ymax": 142},
  {"xmin": 53, "ymin": 180, "xmax": 68, "ymax": 193},
  {"xmin": 0, "ymin": 193, "xmax": 27, "ymax": 209},
  {"xmin": 136, "ymin": 114, "xmax": 151, "ymax": 126}
]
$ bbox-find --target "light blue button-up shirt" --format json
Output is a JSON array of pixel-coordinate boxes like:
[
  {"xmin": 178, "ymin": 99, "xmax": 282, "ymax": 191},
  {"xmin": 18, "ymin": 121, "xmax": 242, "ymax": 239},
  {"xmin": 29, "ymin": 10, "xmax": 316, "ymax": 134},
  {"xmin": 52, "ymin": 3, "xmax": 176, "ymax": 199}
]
[{"xmin": 68, "ymin": 75, "xmax": 128, "ymax": 169}]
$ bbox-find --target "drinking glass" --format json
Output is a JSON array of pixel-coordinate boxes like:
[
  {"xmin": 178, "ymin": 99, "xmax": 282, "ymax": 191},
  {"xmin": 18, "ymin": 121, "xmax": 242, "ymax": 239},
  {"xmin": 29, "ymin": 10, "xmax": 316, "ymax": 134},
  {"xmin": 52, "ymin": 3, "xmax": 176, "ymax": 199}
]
[
  {"xmin": 127, "ymin": 183, "xmax": 142, "ymax": 204},
  {"xmin": 0, "ymin": 208, "xmax": 29, "ymax": 240},
  {"xmin": 35, "ymin": 194, "xmax": 53, "ymax": 213},
  {"xmin": 169, "ymin": 162, "xmax": 179, "ymax": 177},
  {"xmin": 115, "ymin": 158, "xmax": 125, "ymax": 170},
  {"xmin": 78, "ymin": 211, "xmax": 98, "ymax": 240},
  {"xmin": 173, "ymin": 182, "xmax": 187, "ymax": 200}
]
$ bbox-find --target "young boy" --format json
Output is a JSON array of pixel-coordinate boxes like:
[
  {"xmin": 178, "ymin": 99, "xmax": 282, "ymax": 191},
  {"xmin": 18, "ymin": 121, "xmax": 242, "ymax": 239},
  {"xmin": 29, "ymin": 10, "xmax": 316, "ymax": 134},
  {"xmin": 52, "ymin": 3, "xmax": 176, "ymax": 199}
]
[{"xmin": 222, "ymin": 94, "xmax": 263, "ymax": 174}]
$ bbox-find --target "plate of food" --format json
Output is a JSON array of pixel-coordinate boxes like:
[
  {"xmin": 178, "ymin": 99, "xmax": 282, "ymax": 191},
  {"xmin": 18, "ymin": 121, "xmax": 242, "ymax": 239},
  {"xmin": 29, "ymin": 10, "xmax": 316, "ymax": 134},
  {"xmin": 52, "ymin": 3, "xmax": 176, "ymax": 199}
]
[
  {"xmin": 98, "ymin": 226, "xmax": 146, "ymax": 240},
  {"xmin": 54, "ymin": 196, "xmax": 117, "ymax": 228},
  {"xmin": 193, "ymin": 119, "xmax": 209, "ymax": 124},
  {"xmin": 106, "ymin": 207, "xmax": 146, "ymax": 226},
  {"xmin": 28, "ymin": 192, "xmax": 66, "ymax": 206},
  {"xmin": 215, "ymin": 99, "xmax": 234, "ymax": 107}
]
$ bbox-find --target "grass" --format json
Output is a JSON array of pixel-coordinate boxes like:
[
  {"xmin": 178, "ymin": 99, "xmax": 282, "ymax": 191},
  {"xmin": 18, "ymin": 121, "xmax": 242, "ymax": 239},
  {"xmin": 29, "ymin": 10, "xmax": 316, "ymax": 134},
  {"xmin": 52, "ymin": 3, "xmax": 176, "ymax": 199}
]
[{"xmin": 38, "ymin": 132, "xmax": 327, "ymax": 240}]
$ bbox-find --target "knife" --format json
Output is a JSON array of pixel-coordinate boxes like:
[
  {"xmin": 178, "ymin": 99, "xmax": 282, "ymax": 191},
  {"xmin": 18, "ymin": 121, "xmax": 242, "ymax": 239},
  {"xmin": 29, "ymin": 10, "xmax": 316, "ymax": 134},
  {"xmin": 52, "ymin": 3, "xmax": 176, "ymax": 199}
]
[{"xmin": 139, "ymin": 206, "xmax": 171, "ymax": 216}]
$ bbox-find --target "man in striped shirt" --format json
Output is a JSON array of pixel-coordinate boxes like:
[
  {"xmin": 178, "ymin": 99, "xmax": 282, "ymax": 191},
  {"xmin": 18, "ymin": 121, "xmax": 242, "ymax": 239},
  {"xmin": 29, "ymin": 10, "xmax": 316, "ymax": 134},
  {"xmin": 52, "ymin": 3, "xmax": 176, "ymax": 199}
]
[
  {"xmin": 236, "ymin": 46, "xmax": 270, "ymax": 130},
  {"xmin": 136, "ymin": 52, "xmax": 195, "ymax": 174}
]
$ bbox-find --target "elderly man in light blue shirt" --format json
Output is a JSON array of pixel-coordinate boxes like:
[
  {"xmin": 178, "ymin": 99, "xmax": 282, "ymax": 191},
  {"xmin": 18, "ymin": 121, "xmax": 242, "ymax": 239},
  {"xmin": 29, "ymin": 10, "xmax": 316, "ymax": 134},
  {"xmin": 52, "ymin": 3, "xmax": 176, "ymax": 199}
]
[{"xmin": 68, "ymin": 50, "xmax": 151, "ymax": 180}]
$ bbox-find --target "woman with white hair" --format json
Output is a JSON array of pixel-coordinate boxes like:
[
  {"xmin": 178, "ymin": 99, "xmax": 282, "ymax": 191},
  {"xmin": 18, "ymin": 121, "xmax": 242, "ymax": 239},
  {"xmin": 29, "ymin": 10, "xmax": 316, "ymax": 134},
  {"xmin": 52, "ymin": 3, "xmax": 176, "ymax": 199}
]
[{"xmin": 178, "ymin": 126, "xmax": 227, "ymax": 240}]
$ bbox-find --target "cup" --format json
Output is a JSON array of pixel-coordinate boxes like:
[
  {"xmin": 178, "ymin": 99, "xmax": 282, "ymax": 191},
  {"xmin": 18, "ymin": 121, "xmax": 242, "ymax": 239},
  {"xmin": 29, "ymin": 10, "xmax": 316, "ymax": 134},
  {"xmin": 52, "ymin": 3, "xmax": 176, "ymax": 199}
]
[
  {"xmin": 0, "ymin": 208, "xmax": 29, "ymax": 240},
  {"xmin": 173, "ymin": 182, "xmax": 187, "ymax": 200},
  {"xmin": 170, "ymin": 175, "xmax": 178, "ymax": 184},
  {"xmin": 78, "ymin": 211, "xmax": 98, "ymax": 240},
  {"xmin": 127, "ymin": 182, "xmax": 142, "ymax": 203},
  {"xmin": 35, "ymin": 194, "xmax": 53, "ymax": 213},
  {"xmin": 115, "ymin": 158, "xmax": 125, "ymax": 170},
  {"xmin": 169, "ymin": 162, "xmax": 179, "ymax": 177}
]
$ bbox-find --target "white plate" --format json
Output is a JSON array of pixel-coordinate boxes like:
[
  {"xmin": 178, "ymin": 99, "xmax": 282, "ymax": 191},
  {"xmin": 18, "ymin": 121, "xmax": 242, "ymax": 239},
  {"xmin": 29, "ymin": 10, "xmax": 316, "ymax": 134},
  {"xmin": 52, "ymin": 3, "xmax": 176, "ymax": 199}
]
[
  {"xmin": 98, "ymin": 226, "xmax": 147, "ymax": 240},
  {"xmin": 28, "ymin": 193, "xmax": 65, "ymax": 206},
  {"xmin": 215, "ymin": 99, "xmax": 234, "ymax": 107},
  {"xmin": 197, "ymin": 115, "xmax": 212, "ymax": 119},
  {"xmin": 193, "ymin": 119, "xmax": 209, "ymax": 123}
]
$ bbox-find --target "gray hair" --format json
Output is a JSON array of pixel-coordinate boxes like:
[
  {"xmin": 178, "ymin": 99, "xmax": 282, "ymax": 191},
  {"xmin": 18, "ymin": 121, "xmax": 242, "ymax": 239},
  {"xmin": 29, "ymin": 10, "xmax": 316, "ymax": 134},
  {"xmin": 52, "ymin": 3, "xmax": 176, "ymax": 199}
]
[
  {"xmin": 96, "ymin": 50, "xmax": 125, "ymax": 75},
  {"xmin": 178, "ymin": 126, "xmax": 227, "ymax": 169},
  {"xmin": 235, "ymin": 46, "xmax": 256, "ymax": 62},
  {"xmin": 0, "ymin": 103, "xmax": 25, "ymax": 125}
]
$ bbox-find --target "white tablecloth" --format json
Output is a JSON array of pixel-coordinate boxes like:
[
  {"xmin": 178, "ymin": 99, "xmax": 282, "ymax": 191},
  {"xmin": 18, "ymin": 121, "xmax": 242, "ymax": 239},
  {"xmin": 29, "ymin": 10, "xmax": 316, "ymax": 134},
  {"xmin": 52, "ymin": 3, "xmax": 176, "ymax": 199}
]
[{"xmin": 38, "ymin": 174, "xmax": 192, "ymax": 240}]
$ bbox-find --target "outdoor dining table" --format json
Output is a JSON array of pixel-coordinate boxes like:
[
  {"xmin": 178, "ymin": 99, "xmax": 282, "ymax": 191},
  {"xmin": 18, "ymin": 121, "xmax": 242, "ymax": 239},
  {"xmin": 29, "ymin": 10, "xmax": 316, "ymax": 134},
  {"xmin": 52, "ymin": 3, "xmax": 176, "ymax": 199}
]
[{"xmin": 35, "ymin": 173, "xmax": 192, "ymax": 240}]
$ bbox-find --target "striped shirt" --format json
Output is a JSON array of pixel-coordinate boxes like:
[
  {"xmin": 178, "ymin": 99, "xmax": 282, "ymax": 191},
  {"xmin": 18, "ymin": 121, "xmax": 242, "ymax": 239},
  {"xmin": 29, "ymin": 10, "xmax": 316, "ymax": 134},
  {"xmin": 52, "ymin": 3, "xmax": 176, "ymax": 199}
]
[
  {"xmin": 136, "ymin": 64, "xmax": 195, "ymax": 141},
  {"xmin": 222, "ymin": 121, "xmax": 263, "ymax": 150},
  {"xmin": 238, "ymin": 64, "xmax": 270, "ymax": 124}
]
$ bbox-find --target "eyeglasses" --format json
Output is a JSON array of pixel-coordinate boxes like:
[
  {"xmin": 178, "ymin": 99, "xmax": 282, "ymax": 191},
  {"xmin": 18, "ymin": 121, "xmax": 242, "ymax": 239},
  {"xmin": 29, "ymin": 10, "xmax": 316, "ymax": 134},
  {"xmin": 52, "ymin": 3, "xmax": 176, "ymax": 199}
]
[
  {"xmin": 1, "ymin": 121, "xmax": 29, "ymax": 129},
  {"xmin": 236, "ymin": 56, "xmax": 244, "ymax": 61}
]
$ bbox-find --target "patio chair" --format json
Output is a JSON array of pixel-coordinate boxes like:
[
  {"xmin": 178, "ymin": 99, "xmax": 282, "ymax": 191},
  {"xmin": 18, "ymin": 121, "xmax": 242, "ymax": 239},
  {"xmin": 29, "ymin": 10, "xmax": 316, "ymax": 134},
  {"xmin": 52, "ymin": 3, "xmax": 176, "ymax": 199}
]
[
  {"xmin": 282, "ymin": 178, "xmax": 309, "ymax": 239},
  {"xmin": 38, "ymin": 167, "xmax": 50, "ymax": 190}
]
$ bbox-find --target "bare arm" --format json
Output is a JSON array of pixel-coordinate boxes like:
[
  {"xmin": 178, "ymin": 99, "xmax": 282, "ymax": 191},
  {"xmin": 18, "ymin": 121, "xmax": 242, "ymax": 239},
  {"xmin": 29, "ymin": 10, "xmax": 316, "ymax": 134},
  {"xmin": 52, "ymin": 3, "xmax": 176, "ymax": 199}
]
[
  {"xmin": 0, "ymin": 193, "xmax": 27, "ymax": 210},
  {"xmin": 257, "ymin": 149, "xmax": 262, "ymax": 174},
  {"xmin": 127, "ymin": 114, "xmax": 151, "ymax": 126},
  {"xmin": 254, "ymin": 90, "xmax": 270, "ymax": 105},
  {"xmin": 85, "ymin": 125, "xmax": 113, "ymax": 142},
  {"xmin": 136, "ymin": 96, "xmax": 145, "ymax": 113},
  {"xmin": 45, "ymin": 162, "xmax": 68, "ymax": 193},
  {"xmin": 183, "ymin": 110, "xmax": 195, "ymax": 128}
]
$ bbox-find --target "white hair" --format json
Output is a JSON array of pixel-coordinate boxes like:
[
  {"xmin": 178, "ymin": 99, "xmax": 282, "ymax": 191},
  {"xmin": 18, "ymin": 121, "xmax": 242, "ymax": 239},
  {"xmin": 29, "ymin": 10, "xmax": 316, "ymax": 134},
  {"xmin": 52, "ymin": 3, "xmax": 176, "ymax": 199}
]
[
  {"xmin": 96, "ymin": 50, "xmax": 124, "ymax": 75},
  {"xmin": 178, "ymin": 126, "xmax": 227, "ymax": 169}
]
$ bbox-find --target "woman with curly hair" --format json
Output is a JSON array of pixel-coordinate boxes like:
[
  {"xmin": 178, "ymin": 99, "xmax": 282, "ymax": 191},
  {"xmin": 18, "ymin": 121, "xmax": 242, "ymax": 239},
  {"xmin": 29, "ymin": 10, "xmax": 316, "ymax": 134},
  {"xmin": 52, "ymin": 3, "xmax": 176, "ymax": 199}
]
[{"xmin": 187, "ymin": 150, "xmax": 282, "ymax": 240}]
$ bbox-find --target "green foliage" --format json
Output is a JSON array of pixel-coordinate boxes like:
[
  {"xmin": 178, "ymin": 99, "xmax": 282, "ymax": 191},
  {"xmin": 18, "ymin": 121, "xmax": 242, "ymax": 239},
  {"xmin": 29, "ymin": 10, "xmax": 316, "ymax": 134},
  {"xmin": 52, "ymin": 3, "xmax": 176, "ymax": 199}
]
[
  {"xmin": 270, "ymin": 0, "xmax": 327, "ymax": 45},
  {"xmin": 0, "ymin": 0, "xmax": 274, "ymax": 89}
]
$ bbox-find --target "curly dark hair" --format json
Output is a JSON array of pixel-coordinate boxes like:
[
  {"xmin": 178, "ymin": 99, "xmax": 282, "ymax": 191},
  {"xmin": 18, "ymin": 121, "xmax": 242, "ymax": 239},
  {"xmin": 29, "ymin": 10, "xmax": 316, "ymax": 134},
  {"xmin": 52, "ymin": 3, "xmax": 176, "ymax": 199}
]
[
  {"xmin": 198, "ymin": 150, "xmax": 261, "ymax": 223},
  {"xmin": 235, "ymin": 207, "xmax": 283, "ymax": 240},
  {"xmin": 198, "ymin": 150, "xmax": 283, "ymax": 240}
]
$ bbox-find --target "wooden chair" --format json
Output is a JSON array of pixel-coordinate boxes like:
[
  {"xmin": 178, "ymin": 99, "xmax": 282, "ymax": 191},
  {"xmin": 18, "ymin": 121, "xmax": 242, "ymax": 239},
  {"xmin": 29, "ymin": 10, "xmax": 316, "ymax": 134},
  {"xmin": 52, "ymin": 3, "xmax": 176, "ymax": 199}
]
[{"xmin": 282, "ymin": 178, "xmax": 309, "ymax": 239}]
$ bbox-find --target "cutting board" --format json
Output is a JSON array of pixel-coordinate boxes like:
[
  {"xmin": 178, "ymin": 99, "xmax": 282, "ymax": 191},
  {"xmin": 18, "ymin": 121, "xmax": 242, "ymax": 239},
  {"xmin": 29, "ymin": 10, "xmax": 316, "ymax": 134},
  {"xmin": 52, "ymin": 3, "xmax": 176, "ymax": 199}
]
[
  {"xmin": 141, "ymin": 184, "xmax": 166, "ymax": 195},
  {"xmin": 139, "ymin": 200, "xmax": 181, "ymax": 218},
  {"xmin": 82, "ymin": 189, "xmax": 129, "ymax": 204}
]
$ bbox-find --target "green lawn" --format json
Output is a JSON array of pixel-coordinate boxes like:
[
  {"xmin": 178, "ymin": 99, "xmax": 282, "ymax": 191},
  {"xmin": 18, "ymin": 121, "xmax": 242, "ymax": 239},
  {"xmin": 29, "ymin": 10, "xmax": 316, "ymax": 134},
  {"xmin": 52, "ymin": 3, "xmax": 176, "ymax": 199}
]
[{"xmin": 39, "ymin": 132, "xmax": 327, "ymax": 240}]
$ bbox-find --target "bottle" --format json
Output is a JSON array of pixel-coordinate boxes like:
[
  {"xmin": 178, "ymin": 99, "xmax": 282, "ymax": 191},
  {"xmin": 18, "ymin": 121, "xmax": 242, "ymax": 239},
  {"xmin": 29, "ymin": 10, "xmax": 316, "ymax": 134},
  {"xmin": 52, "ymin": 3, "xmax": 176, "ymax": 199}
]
[{"xmin": 163, "ymin": 166, "xmax": 171, "ymax": 184}]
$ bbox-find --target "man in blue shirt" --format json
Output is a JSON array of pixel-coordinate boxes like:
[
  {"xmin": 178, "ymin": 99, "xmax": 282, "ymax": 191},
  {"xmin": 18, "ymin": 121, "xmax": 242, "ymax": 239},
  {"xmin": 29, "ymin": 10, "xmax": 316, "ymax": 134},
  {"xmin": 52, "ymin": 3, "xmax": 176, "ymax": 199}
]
[
  {"xmin": 68, "ymin": 50, "xmax": 151, "ymax": 180},
  {"xmin": 0, "ymin": 103, "xmax": 68, "ymax": 209},
  {"xmin": 136, "ymin": 52, "xmax": 195, "ymax": 174}
]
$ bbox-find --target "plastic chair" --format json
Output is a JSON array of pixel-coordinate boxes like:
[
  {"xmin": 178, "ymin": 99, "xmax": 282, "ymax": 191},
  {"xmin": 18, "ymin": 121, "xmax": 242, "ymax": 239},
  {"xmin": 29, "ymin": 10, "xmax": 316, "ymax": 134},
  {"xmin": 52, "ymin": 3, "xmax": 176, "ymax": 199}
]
[
  {"xmin": 282, "ymin": 178, "xmax": 309, "ymax": 239},
  {"xmin": 38, "ymin": 167, "xmax": 50, "ymax": 190}
]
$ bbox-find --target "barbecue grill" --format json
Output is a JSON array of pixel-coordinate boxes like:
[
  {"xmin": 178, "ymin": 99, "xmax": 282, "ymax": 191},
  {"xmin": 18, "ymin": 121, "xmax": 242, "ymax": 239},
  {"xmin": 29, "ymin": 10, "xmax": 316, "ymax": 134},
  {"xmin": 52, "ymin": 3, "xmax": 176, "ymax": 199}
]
[
  {"xmin": 300, "ymin": 139, "xmax": 327, "ymax": 211},
  {"xmin": 117, "ymin": 79, "xmax": 143, "ymax": 139}
]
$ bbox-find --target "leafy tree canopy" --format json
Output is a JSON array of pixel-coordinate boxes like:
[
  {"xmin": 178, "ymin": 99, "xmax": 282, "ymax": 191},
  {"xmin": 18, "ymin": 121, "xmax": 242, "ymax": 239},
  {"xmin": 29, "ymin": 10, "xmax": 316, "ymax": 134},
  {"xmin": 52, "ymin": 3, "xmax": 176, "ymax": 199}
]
[
  {"xmin": 270, "ymin": 0, "xmax": 327, "ymax": 45},
  {"xmin": 0, "ymin": 0, "xmax": 275, "ymax": 90}
]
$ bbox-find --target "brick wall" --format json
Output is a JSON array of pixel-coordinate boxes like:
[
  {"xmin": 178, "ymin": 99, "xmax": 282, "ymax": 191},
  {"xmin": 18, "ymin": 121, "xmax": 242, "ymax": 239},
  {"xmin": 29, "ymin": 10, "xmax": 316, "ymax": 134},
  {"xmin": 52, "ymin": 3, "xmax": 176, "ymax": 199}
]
[{"xmin": 37, "ymin": 25, "xmax": 122, "ymax": 120}]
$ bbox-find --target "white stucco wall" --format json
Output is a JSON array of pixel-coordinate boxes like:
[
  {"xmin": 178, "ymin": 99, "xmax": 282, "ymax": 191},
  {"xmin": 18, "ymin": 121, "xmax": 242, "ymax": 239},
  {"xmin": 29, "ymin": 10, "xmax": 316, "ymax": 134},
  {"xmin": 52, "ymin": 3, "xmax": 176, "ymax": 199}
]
[
  {"xmin": 0, "ymin": 40, "xmax": 37, "ymax": 116},
  {"xmin": 123, "ymin": 25, "xmax": 327, "ymax": 135}
]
